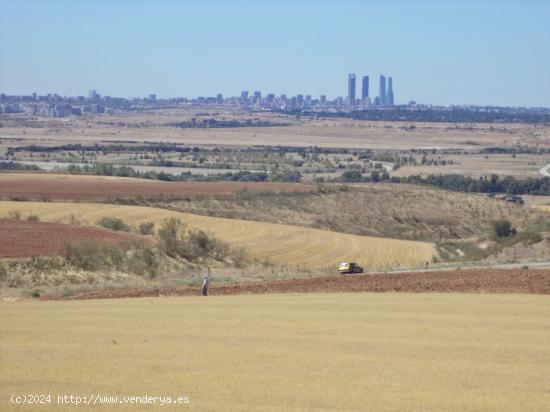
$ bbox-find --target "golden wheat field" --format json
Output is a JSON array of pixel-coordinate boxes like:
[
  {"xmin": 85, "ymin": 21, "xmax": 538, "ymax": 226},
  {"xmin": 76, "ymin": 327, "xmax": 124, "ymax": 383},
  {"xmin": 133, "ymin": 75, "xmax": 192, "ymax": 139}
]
[
  {"xmin": 533, "ymin": 205, "xmax": 550, "ymax": 213},
  {"xmin": 0, "ymin": 201, "xmax": 435, "ymax": 270},
  {"xmin": 1, "ymin": 293, "xmax": 549, "ymax": 412}
]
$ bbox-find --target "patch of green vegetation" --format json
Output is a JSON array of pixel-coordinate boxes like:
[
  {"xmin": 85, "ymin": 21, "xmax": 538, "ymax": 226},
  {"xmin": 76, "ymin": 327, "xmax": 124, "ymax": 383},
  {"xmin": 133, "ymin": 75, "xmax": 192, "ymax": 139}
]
[
  {"xmin": 158, "ymin": 218, "xmax": 232, "ymax": 262},
  {"xmin": 27, "ymin": 288, "xmax": 45, "ymax": 298},
  {"xmin": 98, "ymin": 216, "xmax": 131, "ymax": 232},
  {"xmin": 0, "ymin": 260, "xmax": 7, "ymax": 281},
  {"xmin": 137, "ymin": 222, "xmax": 155, "ymax": 235}
]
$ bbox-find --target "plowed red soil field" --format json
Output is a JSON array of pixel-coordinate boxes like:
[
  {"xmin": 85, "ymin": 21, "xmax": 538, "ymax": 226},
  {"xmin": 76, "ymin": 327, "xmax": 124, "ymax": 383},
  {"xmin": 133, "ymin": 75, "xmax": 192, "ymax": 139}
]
[
  {"xmin": 0, "ymin": 219, "xmax": 151, "ymax": 258},
  {"xmin": 0, "ymin": 173, "xmax": 312, "ymax": 201},
  {"xmin": 51, "ymin": 268, "xmax": 550, "ymax": 300}
]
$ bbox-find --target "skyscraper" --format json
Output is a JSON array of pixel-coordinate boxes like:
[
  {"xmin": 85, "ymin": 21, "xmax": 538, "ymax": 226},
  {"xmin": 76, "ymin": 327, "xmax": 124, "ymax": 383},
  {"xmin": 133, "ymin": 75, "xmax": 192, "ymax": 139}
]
[
  {"xmin": 361, "ymin": 76, "xmax": 369, "ymax": 102},
  {"xmin": 378, "ymin": 75, "xmax": 386, "ymax": 106},
  {"xmin": 387, "ymin": 77, "xmax": 394, "ymax": 106},
  {"xmin": 348, "ymin": 73, "xmax": 356, "ymax": 106}
]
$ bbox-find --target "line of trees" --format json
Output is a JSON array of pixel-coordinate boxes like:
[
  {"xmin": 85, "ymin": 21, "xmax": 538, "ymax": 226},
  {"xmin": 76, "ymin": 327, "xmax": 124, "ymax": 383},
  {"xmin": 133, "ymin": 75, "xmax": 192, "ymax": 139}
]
[{"xmin": 337, "ymin": 169, "xmax": 550, "ymax": 195}]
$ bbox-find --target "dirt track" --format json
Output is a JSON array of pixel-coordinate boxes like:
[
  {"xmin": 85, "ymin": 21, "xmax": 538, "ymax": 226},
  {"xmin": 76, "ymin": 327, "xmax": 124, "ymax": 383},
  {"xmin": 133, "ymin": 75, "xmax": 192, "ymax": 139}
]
[
  {"xmin": 52, "ymin": 269, "xmax": 550, "ymax": 300},
  {"xmin": 0, "ymin": 173, "xmax": 312, "ymax": 201},
  {"xmin": 0, "ymin": 219, "xmax": 150, "ymax": 258}
]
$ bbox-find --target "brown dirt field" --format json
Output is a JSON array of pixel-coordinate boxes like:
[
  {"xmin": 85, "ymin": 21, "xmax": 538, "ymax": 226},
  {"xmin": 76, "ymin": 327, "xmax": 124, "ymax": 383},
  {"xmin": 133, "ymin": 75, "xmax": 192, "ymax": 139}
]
[
  {"xmin": 0, "ymin": 173, "xmax": 312, "ymax": 201},
  {"xmin": 48, "ymin": 269, "xmax": 550, "ymax": 300},
  {"xmin": 0, "ymin": 219, "xmax": 151, "ymax": 258}
]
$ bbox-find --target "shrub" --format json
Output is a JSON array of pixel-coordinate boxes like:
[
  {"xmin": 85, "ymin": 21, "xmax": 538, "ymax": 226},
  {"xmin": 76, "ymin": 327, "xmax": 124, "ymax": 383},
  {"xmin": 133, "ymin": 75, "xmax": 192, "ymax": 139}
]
[
  {"xmin": 64, "ymin": 214, "xmax": 81, "ymax": 225},
  {"xmin": 64, "ymin": 242, "xmax": 107, "ymax": 272},
  {"xmin": 185, "ymin": 229, "xmax": 213, "ymax": 259},
  {"xmin": 231, "ymin": 247, "xmax": 249, "ymax": 268},
  {"xmin": 26, "ymin": 214, "xmax": 40, "ymax": 222},
  {"xmin": 0, "ymin": 260, "xmax": 7, "ymax": 281},
  {"xmin": 29, "ymin": 288, "xmax": 44, "ymax": 298},
  {"xmin": 61, "ymin": 287, "xmax": 74, "ymax": 298},
  {"xmin": 98, "ymin": 216, "xmax": 131, "ymax": 232},
  {"xmin": 341, "ymin": 170, "xmax": 364, "ymax": 182},
  {"xmin": 211, "ymin": 238, "xmax": 230, "ymax": 261},
  {"xmin": 158, "ymin": 218, "xmax": 187, "ymax": 258},
  {"xmin": 158, "ymin": 218, "xmax": 229, "ymax": 262},
  {"xmin": 127, "ymin": 246, "xmax": 160, "ymax": 278},
  {"xmin": 8, "ymin": 210, "xmax": 21, "ymax": 220},
  {"xmin": 493, "ymin": 220, "xmax": 516, "ymax": 238},
  {"xmin": 138, "ymin": 222, "xmax": 155, "ymax": 235},
  {"xmin": 63, "ymin": 241, "xmax": 160, "ymax": 277}
]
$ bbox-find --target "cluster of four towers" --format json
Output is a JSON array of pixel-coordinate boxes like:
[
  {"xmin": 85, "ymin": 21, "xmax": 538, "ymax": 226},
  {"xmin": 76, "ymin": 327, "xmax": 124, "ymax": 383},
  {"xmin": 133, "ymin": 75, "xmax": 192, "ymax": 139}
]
[{"xmin": 347, "ymin": 73, "xmax": 394, "ymax": 106}]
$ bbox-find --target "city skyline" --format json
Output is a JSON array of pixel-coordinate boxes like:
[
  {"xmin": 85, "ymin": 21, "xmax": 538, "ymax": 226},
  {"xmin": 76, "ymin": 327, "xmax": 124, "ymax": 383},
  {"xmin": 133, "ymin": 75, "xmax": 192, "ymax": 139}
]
[{"xmin": 1, "ymin": 1, "xmax": 549, "ymax": 107}]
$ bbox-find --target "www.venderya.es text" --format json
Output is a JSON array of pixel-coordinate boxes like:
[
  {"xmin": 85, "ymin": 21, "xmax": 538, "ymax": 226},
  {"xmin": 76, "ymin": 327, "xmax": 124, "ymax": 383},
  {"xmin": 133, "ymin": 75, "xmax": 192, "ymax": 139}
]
[{"xmin": 10, "ymin": 394, "xmax": 191, "ymax": 407}]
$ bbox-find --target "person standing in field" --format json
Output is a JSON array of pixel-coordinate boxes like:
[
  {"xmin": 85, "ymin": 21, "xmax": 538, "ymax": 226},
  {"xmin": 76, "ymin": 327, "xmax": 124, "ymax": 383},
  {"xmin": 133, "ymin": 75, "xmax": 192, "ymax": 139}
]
[{"xmin": 201, "ymin": 275, "xmax": 209, "ymax": 296}]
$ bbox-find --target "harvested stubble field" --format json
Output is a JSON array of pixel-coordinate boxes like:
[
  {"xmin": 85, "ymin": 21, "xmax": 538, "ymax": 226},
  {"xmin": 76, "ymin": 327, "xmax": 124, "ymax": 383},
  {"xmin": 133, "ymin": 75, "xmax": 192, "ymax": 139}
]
[
  {"xmin": 0, "ymin": 201, "xmax": 436, "ymax": 270},
  {"xmin": 392, "ymin": 153, "xmax": 549, "ymax": 178},
  {"xmin": 534, "ymin": 205, "xmax": 550, "ymax": 213},
  {"xmin": 0, "ymin": 173, "xmax": 312, "ymax": 201},
  {"xmin": 2, "ymin": 113, "xmax": 549, "ymax": 149},
  {"xmin": 0, "ymin": 219, "xmax": 150, "ymax": 258},
  {"xmin": 51, "ymin": 268, "xmax": 550, "ymax": 300},
  {"xmin": 1, "ymin": 293, "xmax": 549, "ymax": 411}
]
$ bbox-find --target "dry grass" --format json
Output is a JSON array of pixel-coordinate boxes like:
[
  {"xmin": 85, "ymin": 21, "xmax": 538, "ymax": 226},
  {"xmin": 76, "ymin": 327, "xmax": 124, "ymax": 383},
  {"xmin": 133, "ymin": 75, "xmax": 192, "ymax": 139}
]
[
  {"xmin": 392, "ymin": 154, "xmax": 549, "ymax": 178},
  {"xmin": 2, "ymin": 112, "xmax": 549, "ymax": 150},
  {"xmin": 0, "ymin": 201, "xmax": 435, "ymax": 270},
  {"xmin": 1, "ymin": 293, "xmax": 549, "ymax": 411},
  {"xmin": 163, "ymin": 184, "xmax": 543, "ymax": 243}
]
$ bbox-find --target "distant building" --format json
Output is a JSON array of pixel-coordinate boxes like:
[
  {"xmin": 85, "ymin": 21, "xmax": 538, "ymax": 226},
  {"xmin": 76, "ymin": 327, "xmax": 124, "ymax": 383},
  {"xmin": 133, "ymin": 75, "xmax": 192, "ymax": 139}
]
[
  {"xmin": 216, "ymin": 93, "xmax": 223, "ymax": 103},
  {"xmin": 319, "ymin": 95, "xmax": 327, "ymax": 105},
  {"xmin": 361, "ymin": 75, "xmax": 369, "ymax": 102},
  {"xmin": 240, "ymin": 91, "xmax": 248, "ymax": 104},
  {"xmin": 387, "ymin": 77, "xmax": 394, "ymax": 106},
  {"xmin": 347, "ymin": 73, "xmax": 356, "ymax": 106},
  {"xmin": 378, "ymin": 75, "xmax": 386, "ymax": 106},
  {"xmin": 89, "ymin": 90, "xmax": 99, "ymax": 100},
  {"xmin": 148, "ymin": 94, "xmax": 156, "ymax": 101}
]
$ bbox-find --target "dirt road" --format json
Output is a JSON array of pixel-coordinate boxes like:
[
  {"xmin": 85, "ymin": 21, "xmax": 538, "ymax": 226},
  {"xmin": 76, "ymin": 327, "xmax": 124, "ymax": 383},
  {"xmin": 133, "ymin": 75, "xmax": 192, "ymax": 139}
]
[{"xmin": 43, "ymin": 268, "xmax": 550, "ymax": 300}]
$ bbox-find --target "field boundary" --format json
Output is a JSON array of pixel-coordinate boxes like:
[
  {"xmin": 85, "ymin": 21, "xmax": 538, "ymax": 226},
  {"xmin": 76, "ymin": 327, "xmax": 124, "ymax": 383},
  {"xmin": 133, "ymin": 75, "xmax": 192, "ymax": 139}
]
[{"xmin": 34, "ymin": 268, "xmax": 550, "ymax": 300}]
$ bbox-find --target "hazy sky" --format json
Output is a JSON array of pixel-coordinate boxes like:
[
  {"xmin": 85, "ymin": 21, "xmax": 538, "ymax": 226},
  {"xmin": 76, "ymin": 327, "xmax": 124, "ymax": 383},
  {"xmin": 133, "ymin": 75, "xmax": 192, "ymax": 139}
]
[{"xmin": 1, "ymin": 0, "xmax": 549, "ymax": 106}]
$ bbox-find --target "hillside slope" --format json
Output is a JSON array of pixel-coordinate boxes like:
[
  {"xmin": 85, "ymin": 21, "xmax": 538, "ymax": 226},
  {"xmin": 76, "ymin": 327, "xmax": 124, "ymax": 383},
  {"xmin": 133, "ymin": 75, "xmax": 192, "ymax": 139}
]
[{"xmin": 0, "ymin": 201, "xmax": 435, "ymax": 270}]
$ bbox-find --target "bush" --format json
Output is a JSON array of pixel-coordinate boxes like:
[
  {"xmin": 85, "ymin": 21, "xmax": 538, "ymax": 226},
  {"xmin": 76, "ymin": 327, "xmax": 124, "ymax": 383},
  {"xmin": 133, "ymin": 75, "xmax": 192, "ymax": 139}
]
[
  {"xmin": 493, "ymin": 220, "xmax": 516, "ymax": 238},
  {"xmin": 231, "ymin": 247, "xmax": 249, "ymax": 268},
  {"xmin": 26, "ymin": 214, "xmax": 40, "ymax": 222},
  {"xmin": 64, "ymin": 242, "xmax": 127, "ymax": 272},
  {"xmin": 127, "ymin": 246, "xmax": 160, "ymax": 278},
  {"xmin": 158, "ymin": 218, "xmax": 187, "ymax": 258},
  {"xmin": 185, "ymin": 229, "xmax": 213, "ymax": 259},
  {"xmin": 211, "ymin": 239, "xmax": 230, "ymax": 260},
  {"xmin": 158, "ymin": 218, "xmax": 230, "ymax": 262},
  {"xmin": 63, "ymin": 241, "xmax": 160, "ymax": 277},
  {"xmin": 138, "ymin": 222, "xmax": 155, "ymax": 235},
  {"xmin": 8, "ymin": 210, "xmax": 21, "ymax": 220},
  {"xmin": 341, "ymin": 170, "xmax": 364, "ymax": 182},
  {"xmin": 29, "ymin": 288, "xmax": 44, "ymax": 298},
  {"xmin": 98, "ymin": 216, "xmax": 131, "ymax": 232},
  {"xmin": 0, "ymin": 260, "xmax": 7, "ymax": 281}
]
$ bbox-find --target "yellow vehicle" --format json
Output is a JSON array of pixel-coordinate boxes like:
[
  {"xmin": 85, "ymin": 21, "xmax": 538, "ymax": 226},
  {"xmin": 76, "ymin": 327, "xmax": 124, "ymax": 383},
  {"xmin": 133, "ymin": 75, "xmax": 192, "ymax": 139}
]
[{"xmin": 338, "ymin": 262, "xmax": 364, "ymax": 274}]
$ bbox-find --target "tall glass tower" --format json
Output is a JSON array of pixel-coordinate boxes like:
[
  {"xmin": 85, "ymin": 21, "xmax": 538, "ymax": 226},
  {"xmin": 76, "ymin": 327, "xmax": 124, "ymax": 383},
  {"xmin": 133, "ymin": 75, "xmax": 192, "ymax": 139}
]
[
  {"xmin": 378, "ymin": 75, "xmax": 386, "ymax": 106},
  {"xmin": 387, "ymin": 77, "xmax": 394, "ymax": 106},
  {"xmin": 361, "ymin": 76, "xmax": 369, "ymax": 102},
  {"xmin": 348, "ymin": 73, "xmax": 356, "ymax": 106}
]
